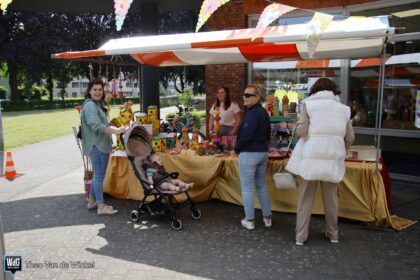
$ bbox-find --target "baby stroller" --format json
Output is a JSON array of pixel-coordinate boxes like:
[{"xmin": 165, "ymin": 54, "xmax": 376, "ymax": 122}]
[{"xmin": 123, "ymin": 125, "xmax": 201, "ymax": 230}]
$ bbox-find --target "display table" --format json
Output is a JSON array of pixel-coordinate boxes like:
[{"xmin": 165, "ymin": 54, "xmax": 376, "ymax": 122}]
[{"xmin": 103, "ymin": 153, "xmax": 415, "ymax": 230}]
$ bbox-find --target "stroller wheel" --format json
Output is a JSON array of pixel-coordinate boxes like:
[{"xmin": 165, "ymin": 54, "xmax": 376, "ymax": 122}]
[
  {"xmin": 130, "ymin": 210, "xmax": 141, "ymax": 222},
  {"xmin": 191, "ymin": 209, "xmax": 201, "ymax": 220},
  {"xmin": 171, "ymin": 218, "xmax": 183, "ymax": 230}
]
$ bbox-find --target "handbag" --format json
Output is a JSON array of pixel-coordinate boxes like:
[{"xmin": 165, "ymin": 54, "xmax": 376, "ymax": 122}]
[
  {"xmin": 77, "ymin": 125, "xmax": 82, "ymax": 140},
  {"xmin": 273, "ymin": 128, "xmax": 297, "ymax": 189}
]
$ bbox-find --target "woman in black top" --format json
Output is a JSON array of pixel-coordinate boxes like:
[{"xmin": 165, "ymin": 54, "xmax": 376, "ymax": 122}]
[{"xmin": 235, "ymin": 85, "xmax": 272, "ymax": 230}]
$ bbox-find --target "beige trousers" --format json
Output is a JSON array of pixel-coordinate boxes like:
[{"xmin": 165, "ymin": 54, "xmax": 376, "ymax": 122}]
[{"xmin": 295, "ymin": 180, "xmax": 339, "ymax": 243}]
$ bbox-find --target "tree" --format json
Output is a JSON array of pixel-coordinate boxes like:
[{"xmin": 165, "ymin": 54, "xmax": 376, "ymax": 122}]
[
  {"xmin": 0, "ymin": 9, "xmax": 202, "ymax": 101},
  {"xmin": 0, "ymin": 11, "xmax": 22, "ymax": 100},
  {"xmin": 186, "ymin": 66, "xmax": 205, "ymax": 94},
  {"xmin": 158, "ymin": 10, "xmax": 205, "ymax": 95},
  {"xmin": 0, "ymin": 12, "xmax": 76, "ymax": 100}
]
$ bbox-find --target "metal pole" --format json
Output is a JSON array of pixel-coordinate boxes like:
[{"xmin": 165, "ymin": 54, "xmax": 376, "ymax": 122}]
[
  {"xmin": 0, "ymin": 100, "xmax": 4, "ymax": 177},
  {"xmin": 139, "ymin": 65, "xmax": 143, "ymax": 112},
  {"xmin": 375, "ymin": 38, "xmax": 388, "ymax": 174}
]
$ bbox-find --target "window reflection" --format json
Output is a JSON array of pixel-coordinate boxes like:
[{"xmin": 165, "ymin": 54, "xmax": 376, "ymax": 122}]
[
  {"xmin": 253, "ymin": 61, "xmax": 340, "ymax": 113},
  {"xmin": 349, "ymin": 44, "xmax": 420, "ymax": 131}
]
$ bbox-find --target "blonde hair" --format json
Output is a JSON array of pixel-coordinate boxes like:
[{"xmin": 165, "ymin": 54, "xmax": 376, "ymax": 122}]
[{"xmin": 245, "ymin": 84, "xmax": 263, "ymax": 101}]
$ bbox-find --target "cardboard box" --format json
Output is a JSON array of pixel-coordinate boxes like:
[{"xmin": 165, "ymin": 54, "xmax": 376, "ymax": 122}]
[{"xmin": 348, "ymin": 145, "xmax": 380, "ymax": 161}]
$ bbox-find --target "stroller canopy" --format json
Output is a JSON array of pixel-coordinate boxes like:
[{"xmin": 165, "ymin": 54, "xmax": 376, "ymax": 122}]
[{"xmin": 124, "ymin": 125, "xmax": 152, "ymax": 160}]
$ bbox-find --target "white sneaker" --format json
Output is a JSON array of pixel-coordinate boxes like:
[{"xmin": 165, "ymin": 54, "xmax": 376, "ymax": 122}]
[
  {"xmin": 87, "ymin": 202, "xmax": 97, "ymax": 210},
  {"xmin": 241, "ymin": 218, "xmax": 255, "ymax": 230},
  {"xmin": 325, "ymin": 232, "xmax": 339, "ymax": 243},
  {"xmin": 295, "ymin": 241, "xmax": 304, "ymax": 246},
  {"xmin": 263, "ymin": 217, "xmax": 272, "ymax": 228},
  {"xmin": 98, "ymin": 206, "xmax": 118, "ymax": 215}
]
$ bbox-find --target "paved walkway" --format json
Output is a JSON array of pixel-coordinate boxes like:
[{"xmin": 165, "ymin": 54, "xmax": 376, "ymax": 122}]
[{"xmin": 0, "ymin": 133, "xmax": 419, "ymax": 279}]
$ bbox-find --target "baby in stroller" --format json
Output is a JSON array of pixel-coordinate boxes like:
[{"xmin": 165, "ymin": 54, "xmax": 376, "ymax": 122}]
[
  {"xmin": 143, "ymin": 153, "xmax": 194, "ymax": 192},
  {"xmin": 124, "ymin": 124, "xmax": 201, "ymax": 230}
]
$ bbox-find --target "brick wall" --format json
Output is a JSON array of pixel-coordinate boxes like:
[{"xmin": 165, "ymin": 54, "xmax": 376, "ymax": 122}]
[{"xmin": 204, "ymin": 0, "xmax": 247, "ymax": 134}]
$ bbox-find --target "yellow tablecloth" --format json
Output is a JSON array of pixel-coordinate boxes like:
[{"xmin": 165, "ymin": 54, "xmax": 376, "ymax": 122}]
[{"xmin": 103, "ymin": 154, "xmax": 416, "ymax": 230}]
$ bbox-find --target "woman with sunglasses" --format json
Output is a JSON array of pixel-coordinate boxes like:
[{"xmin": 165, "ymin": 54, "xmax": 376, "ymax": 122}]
[
  {"xmin": 208, "ymin": 87, "xmax": 241, "ymax": 136},
  {"xmin": 234, "ymin": 85, "xmax": 272, "ymax": 230}
]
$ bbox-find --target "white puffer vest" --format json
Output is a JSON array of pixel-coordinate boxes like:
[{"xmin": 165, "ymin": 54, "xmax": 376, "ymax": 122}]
[{"xmin": 286, "ymin": 90, "xmax": 350, "ymax": 183}]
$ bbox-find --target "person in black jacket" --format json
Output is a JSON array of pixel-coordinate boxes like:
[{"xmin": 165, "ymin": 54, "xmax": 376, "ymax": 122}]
[{"xmin": 234, "ymin": 85, "xmax": 272, "ymax": 230}]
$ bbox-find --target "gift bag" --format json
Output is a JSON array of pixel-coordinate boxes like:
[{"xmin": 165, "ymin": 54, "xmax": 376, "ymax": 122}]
[{"xmin": 83, "ymin": 159, "xmax": 93, "ymax": 201}]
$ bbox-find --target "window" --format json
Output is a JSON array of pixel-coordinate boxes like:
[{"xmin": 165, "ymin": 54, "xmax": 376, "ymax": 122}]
[
  {"xmin": 71, "ymin": 82, "xmax": 79, "ymax": 88},
  {"xmin": 249, "ymin": 10, "xmax": 343, "ymax": 113},
  {"xmin": 126, "ymin": 82, "xmax": 132, "ymax": 87},
  {"xmin": 72, "ymin": 92, "xmax": 77, "ymax": 98},
  {"xmin": 253, "ymin": 61, "xmax": 341, "ymax": 113},
  {"xmin": 82, "ymin": 82, "xmax": 89, "ymax": 88},
  {"xmin": 349, "ymin": 41, "xmax": 420, "ymax": 131},
  {"xmin": 349, "ymin": 2, "xmax": 420, "ymax": 132}
]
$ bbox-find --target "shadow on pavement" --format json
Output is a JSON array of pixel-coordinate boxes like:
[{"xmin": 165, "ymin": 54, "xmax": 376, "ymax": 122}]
[{"xmin": 0, "ymin": 186, "xmax": 419, "ymax": 279}]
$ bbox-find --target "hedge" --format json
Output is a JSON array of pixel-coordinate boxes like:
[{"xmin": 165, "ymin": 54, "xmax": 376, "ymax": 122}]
[
  {"xmin": 0, "ymin": 97, "xmax": 141, "ymax": 112},
  {"xmin": 0, "ymin": 96, "xmax": 204, "ymax": 112}
]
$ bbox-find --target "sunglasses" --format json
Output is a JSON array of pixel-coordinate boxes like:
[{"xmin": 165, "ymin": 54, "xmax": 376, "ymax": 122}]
[{"xmin": 243, "ymin": 93, "xmax": 257, "ymax": 98}]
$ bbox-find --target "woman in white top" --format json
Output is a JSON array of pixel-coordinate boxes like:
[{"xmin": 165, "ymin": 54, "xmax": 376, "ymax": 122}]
[
  {"xmin": 208, "ymin": 87, "xmax": 241, "ymax": 136},
  {"xmin": 286, "ymin": 78, "xmax": 355, "ymax": 246}
]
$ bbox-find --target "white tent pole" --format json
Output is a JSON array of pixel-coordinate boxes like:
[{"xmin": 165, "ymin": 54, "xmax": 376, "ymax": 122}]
[{"xmin": 375, "ymin": 37, "xmax": 388, "ymax": 174}]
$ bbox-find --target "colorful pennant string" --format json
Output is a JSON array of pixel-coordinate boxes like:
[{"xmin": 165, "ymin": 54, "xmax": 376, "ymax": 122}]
[
  {"xmin": 195, "ymin": 0, "xmax": 231, "ymax": 32},
  {"xmin": 251, "ymin": 3, "xmax": 296, "ymax": 40},
  {"xmin": 0, "ymin": 0, "xmax": 12, "ymax": 11},
  {"xmin": 114, "ymin": 0, "xmax": 133, "ymax": 31},
  {"xmin": 306, "ymin": 12, "xmax": 334, "ymax": 58}
]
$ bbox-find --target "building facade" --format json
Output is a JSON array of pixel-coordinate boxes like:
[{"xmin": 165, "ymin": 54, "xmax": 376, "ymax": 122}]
[
  {"xmin": 56, "ymin": 78, "xmax": 140, "ymax": 99},
  {"xmin": 205, "ymin": 0, "xmax": 420, "ymax": 182}
]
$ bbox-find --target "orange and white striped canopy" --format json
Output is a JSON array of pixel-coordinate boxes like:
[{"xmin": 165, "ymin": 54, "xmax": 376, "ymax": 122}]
[{"xmin": 52, "ymin": 16, "xmax": 393, "ymax": 67}]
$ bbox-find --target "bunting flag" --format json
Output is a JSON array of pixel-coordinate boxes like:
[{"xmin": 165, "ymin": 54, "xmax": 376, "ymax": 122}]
[
  {"xmin": 195, "ymin": 0, "xmax": 231, "ymax": 32},
  {"xmin": 306, "ymin": 12, "xmax": 334, "ymax": 58},
  {"xmin": 114, "ymin": 0, "xmax": 133, "ymax": 31},
  {"xmin": 252, "ymin": 3, "xmax": 296, "ymax": 40},
  {"xmin": 0, "ymin": 0, "xmax": 12, "ymax": 11}
]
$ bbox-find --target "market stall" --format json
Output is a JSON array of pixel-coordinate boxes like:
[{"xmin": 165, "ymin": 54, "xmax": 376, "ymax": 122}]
[
  {"xmin": 53, "ymin": 15, "xmax": 416, "ymax": 229},
  {"xmin": 103, "ymin": 153, "xmax": 414, "ymax": 230}
]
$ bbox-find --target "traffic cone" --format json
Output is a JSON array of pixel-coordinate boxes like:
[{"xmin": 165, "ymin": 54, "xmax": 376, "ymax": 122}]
[{"xmin": 4, "ymin": 151, "xmax": 17, "ymax": 180}]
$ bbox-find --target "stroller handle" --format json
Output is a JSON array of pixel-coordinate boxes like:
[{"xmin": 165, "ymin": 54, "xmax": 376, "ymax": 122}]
[{"xmin": 119, "ymin": 133, "xmax": 125, "ymax": 149}]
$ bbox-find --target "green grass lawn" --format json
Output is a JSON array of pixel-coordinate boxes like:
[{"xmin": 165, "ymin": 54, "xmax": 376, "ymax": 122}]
[{"xmin": 2, "ymin": 105, "xmax": 123, "ymax": 149}]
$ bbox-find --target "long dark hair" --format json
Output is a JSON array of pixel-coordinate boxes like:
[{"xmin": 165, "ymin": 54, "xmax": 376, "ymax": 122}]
[
  {"xmin": 309, "ymin": 78, "xmax": 341, "ymax": 96},
  {"xmin": 215, "ymin": 86, "xmax": 232, "ymax": 110},
  {"xmin": 84, "ymin": 79, "xmax": 105, "ymax": 100}
]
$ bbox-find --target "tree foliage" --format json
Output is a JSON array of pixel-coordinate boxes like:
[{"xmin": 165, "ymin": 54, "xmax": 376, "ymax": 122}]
[
  {"xmin": 0, "ymin": 9, "xmax": 204, "ymax": 101},
  {"xmin": 158, "ymin": 10, "xmax": 205, "ymax": 94}
]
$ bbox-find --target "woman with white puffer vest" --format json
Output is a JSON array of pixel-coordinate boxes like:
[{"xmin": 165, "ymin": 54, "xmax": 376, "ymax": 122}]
[{"xmin": 286, "ymin": 78, "xmax": 355, "ymax": 246}]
